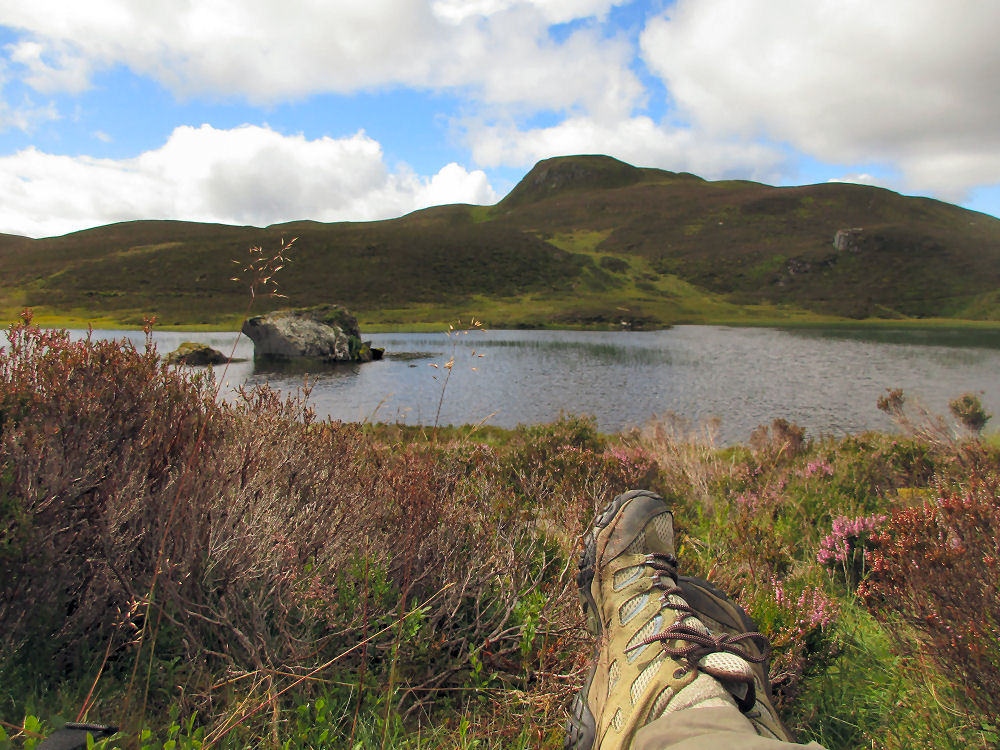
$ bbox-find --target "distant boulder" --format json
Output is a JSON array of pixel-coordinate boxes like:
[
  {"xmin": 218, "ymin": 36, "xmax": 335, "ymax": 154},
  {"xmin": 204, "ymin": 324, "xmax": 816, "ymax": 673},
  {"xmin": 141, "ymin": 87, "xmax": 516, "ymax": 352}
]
[
  {"xmin": 165, "ymin": 342, "xmax": 229, "ymax": 366},
  {"xmin": 241, "ymin": 305, "xmax": 382, "ymax": 363}
]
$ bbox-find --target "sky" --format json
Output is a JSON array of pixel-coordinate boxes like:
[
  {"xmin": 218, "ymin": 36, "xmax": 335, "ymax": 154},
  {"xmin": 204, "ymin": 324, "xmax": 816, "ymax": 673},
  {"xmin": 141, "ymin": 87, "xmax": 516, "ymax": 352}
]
[{"xmin": 1, "ymin": 0, "xmax": 999, "ymax": 239}]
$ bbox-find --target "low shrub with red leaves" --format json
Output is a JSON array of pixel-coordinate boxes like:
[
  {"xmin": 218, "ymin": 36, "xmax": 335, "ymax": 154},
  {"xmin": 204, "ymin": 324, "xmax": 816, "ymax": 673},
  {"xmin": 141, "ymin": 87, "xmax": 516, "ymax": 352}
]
[{"xmin": 860, "ymin": 480, "xmax": 1000, "ymax": 717}]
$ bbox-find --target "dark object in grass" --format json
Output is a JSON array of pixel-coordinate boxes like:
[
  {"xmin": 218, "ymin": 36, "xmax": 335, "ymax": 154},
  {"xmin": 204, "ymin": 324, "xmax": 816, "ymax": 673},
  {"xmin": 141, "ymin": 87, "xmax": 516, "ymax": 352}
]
[{"xmin": 37, "ymin": 723, "xmax": 117, "ymax": 750}]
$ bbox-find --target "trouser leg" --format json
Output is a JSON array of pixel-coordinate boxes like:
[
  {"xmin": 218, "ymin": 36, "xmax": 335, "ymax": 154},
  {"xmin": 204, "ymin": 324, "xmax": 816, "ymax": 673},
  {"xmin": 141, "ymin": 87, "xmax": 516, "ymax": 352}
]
[{"xmin": 633, "ymin": 705, "xmax": 826, "ymax": 750}]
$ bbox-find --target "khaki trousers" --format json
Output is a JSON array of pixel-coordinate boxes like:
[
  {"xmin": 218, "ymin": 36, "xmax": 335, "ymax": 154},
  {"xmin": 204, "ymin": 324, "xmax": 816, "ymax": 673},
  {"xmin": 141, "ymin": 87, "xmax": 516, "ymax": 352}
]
[{"xmin": 633, "ymin": 705, "xmax": 826, "ymax": 750}]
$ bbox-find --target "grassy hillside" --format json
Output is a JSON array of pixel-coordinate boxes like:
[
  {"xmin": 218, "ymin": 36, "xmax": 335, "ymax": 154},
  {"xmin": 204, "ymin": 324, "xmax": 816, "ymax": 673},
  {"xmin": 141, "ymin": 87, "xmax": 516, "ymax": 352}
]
[{"xmin": 4, "ymin": 155, "xmax": 1000, "ymax": 329}]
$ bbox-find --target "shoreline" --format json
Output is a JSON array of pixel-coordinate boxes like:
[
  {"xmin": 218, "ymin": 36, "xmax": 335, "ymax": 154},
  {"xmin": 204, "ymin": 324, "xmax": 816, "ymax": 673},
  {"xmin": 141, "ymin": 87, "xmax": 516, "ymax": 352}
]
[{"xmin": 7, "ymin": 315, "xmax": 1000, "ymax": 334}]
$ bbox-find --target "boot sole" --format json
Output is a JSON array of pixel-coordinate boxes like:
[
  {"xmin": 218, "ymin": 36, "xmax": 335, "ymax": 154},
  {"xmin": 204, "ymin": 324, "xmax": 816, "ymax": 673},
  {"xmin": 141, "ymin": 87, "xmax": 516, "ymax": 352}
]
[{"xmin": 563, "ymin": 657, "xmax": 598, "ymax": 750}]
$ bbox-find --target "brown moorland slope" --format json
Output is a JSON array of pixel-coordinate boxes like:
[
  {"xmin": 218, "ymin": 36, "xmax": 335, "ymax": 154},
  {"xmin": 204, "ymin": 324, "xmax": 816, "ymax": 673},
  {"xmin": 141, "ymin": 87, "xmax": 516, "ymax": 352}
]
[{"xmin": 3, "ymin": 155, "xmax": 1000, "ymax": 327}]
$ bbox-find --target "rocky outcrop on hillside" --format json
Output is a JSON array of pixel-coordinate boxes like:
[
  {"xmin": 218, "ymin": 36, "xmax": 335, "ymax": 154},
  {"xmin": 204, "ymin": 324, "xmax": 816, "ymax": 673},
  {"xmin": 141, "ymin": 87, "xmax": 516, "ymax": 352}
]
[
  {"xmin": 497, "ymin": 154, "xmax": 646, "ymax": 208},
  {"xmin": 241, "ymin": 305, "xmax": 383, "ymax": 363},
  {"xmin": 834, "ymin": 227, "xmax": 865, "ymax": 252}
]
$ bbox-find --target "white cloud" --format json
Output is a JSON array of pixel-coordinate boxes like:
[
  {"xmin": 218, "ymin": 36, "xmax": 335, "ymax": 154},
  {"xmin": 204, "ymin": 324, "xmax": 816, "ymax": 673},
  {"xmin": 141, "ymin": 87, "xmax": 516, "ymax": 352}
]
[
  {"xmin": 467, "ymin": 115, "xmax": 787, "ymax": 181},
  {"xmin": 639, "ymin": 0, "xmax": 1000, "ymax": 199},
  {"xmin": 828, "ymin": 174, "xmax": 881, "ymax": 188},
  {"xmin": 7, "ymin": 39, "xmax": 92, "ymax": 93},
  {"xmin": 0, "ymin": 93, "xmax": 58, "ymax": 132},
  {"xmin": 0, "ymin": 124, "xmax": 498, "ymax": 238},
  {"xmin": 415, "ymin": 161, "xmax": 497, "ymax": 208},
  {"xmin": 1, "ymin": 0, "xmax": 641, "ymax": 118},
  {"xmin": 432, "ymin": 0, "xmax": 627, "ymax": 25}
]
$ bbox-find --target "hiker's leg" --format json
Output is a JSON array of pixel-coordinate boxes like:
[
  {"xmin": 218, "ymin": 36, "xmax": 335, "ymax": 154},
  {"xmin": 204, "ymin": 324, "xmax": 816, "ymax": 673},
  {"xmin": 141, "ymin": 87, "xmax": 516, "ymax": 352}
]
[{"xmin": 635, "ymin": 704, "xmax": 825, "ymax": 749}]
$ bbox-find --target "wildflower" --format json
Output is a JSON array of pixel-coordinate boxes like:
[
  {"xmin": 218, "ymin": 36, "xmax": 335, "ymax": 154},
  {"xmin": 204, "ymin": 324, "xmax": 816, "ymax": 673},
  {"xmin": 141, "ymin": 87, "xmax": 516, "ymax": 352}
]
[
  {"xmin": 803, "ymin": 458, "xmax": 835, "ymax": 478},
  {"xmin": 817, "ymin": 513, "xmax": 886, "ymax": 567}
]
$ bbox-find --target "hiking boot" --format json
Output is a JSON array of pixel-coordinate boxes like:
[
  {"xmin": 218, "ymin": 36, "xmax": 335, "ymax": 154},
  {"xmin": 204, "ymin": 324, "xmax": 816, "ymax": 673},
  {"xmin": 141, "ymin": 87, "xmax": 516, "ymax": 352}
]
[
  {"xmin": 565, "ymin": 490, "xmax": 790, "ymax": 749},
  {"xmin": 675, "ymin": 575, "xmax": 793, "ymax": 741}
]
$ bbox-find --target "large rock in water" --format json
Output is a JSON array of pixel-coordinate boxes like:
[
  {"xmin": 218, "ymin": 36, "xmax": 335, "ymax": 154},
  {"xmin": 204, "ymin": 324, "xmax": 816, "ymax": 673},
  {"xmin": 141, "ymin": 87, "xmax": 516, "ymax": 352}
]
[{"xmin": 241, "ymin": 305, "xmax": 382, "ymax": 362}]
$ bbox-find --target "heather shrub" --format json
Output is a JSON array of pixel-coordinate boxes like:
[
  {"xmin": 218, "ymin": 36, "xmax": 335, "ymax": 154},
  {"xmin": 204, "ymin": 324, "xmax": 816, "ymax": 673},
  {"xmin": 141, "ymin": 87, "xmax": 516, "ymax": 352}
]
[
  {"xmin": 0, "ymin": 315, "xmax": 221, "ymax": 674},
  {"xmin": 0, "ymin": 317, "xmax": 586, "ymax": 745},
  {"xmin": 602, "ymin": 442, "xmax": 659, "ymax": 489},
  {"xmin": 504, "ymin": 414, "xmax": 643, "ymax": 544},
  {"xmin": 860, "ymin": 481, "xmax": 1000, "ymax": 718},
  {"xmin": 816, "ymin": 513, "xmax": 886, "ymax": 587},
  {"xmin": 819, "ymin": 434, "xmax": 935, "ymax": 513},
  {"xmin": 519, "ymin": 412, "xmax": 603, "ymax": 459},
  {"xmin": 949, "ymin": 392, "xmax": 991, "ymax": 434},
  {"xmin": 740, "ymin": 576, "xmax": 840, "ymax": 705}
]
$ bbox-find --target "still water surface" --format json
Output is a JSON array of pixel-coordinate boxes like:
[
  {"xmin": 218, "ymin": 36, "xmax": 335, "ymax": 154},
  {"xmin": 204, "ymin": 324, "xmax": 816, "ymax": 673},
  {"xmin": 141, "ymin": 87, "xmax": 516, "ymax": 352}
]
[{"xmin": 79, "ymin": 326, "xmax": 1000, "ymax": 444}]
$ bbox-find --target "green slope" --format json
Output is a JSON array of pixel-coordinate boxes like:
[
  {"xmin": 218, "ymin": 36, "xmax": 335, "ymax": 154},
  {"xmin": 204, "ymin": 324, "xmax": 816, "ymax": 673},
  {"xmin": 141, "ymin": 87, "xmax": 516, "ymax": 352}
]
[{"xmin": 4, "ymin": 155, "xmax": 1000, "ymax": 329}]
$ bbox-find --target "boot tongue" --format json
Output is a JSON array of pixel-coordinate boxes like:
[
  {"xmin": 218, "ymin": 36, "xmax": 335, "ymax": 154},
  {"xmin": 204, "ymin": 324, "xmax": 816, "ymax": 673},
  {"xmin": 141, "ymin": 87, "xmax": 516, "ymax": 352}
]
[
  {"xmin": 699, "ymin": 652, "xmax": 755, "ymax": 686},
  {"xmin": 680, "ymin": 616, "xmax": 756, "ymax": 685}
]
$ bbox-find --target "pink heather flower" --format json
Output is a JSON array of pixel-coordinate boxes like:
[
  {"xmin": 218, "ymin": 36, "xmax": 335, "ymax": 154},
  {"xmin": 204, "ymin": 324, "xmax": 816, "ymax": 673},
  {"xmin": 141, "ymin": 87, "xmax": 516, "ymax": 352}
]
[
  {"xmin": 606, "ymin": 445, "xmax": 629, "ymax": 462},
  {"xmin": 736, "ymin": 492, "xmax": 759, "ymax": 512},
  {"xmin": 804, "ymin": 459, "xmax": 835, "ymax": 478},
  {"xmin": 770, "ymin": 576, "xmax": 787, "ymax": 608},
  {"xmin": 796, "ymin": 587, "xmax": 837, "ymax": 631},
  {"xmin": 604, "ymin": 445, "xmax": 656, "ymax": 479},
  {"xmin": 817, "ymin": 513, "xmax": 887, "ymax": 567},
  {"xmin": 735, "ymin": 487, "xmax": 782, "ymax": 513},
  {"xmin": 767, "ymin": 578, "xmax": 838, "ymax": 635}
]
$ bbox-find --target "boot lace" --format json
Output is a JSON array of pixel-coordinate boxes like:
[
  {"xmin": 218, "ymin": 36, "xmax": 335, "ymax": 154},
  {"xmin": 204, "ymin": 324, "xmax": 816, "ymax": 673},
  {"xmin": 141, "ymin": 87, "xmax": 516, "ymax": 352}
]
[{"xmin": 624, "ymin": 553, "xmax": 770, "ymax": 711}]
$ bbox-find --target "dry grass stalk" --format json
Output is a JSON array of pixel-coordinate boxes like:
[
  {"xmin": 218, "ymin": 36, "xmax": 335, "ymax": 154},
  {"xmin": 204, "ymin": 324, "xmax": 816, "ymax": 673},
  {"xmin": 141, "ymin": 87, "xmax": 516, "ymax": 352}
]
[{"xmin": 638, "ymin": 412, "xmax": 726, "ymax": 509}]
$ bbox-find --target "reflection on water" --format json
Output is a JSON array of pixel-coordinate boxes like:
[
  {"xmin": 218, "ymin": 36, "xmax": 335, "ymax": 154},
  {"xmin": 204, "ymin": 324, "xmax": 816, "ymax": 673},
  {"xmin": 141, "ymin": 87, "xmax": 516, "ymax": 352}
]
[
  {"xmin": 63, "ymin": 326, "xmax": 1000, "ymax": 444},
  {"xmin": 783, "ymin": 326, "xmax": 1000, "ymax": 349},
  {"xmin": 466, "ymin": 336, "xmax": 675, "ymax": 365}
]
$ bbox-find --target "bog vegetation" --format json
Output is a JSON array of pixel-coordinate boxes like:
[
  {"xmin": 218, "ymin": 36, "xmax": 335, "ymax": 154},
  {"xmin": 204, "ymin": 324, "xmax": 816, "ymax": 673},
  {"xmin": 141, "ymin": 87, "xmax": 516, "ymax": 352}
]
[{"xmin": 1, "ymin": 311, "xmax": 999, "ymax": 749}]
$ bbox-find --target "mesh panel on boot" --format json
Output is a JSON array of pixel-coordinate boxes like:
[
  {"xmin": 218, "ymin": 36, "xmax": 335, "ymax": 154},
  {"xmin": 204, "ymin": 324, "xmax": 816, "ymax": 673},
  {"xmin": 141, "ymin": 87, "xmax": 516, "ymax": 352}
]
[
  {"xmin": 630, "ymin": 652, "xmax": 666, "ymax": 704},
  {"xmin": 661, "ymin": 673, "xmax": 735, "ymax": 716},
  {"xmin": 621, "ymin": 514, "xmax": 672, "ymax": 557},
  {"xmin": 624, "ymin": 529, "xmax": 647, "ymax": 555},
  {"xmin": 619, "ymin": 592, "xmax": 649, "ymax": 625},
  {"xmin": 651, "ymin": 513, "xmax": 673, "ymax": 542},
  {"xmin": 613, "ymin": 565, "xmax": 644, "ymax": 590},
  {"xmin": 626, "ymin": 613, "xmax": 664, "ymax": 662},
  {"xmin": 611, "ymin": 708, "xmax": 624, "ymax": 731}
]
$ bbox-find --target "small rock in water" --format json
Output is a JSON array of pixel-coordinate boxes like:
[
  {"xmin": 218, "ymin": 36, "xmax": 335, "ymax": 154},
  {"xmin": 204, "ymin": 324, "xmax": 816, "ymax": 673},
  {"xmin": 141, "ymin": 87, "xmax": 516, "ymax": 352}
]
[{"xmin": 165, "ymin": 342, "xmax": 229, "ymax": 366}]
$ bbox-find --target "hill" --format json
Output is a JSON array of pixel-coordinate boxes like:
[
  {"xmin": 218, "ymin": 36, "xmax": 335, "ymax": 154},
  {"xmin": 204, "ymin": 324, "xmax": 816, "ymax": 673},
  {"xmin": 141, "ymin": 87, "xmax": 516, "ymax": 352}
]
[{"xmin": 3, "ymin": 155, "xmax": 1000, "ymax": 329}]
